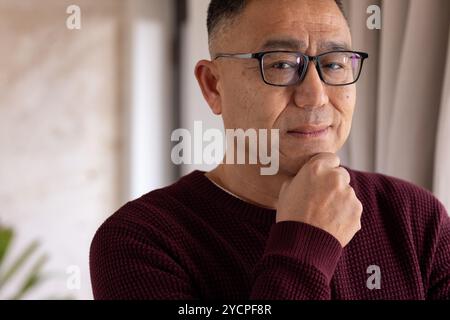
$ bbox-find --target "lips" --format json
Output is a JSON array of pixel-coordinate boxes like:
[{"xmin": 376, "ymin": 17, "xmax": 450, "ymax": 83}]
[
  {"xmin": 286, "ymin": 125, "xmax": 331, "ymax": 139},
  {"xmin": 287, "ymin": 125, "xmax": 331, "ymax": 135}
]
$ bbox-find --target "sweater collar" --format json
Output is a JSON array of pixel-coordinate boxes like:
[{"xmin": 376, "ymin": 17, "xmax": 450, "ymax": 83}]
[{"xmin": 180, "ymin": 170, "xmax": 277, "ymax": 227}]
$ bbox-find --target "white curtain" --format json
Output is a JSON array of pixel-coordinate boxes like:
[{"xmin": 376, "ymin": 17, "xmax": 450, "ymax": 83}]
[
  {"xmin": 341, "ymin": 0, "xmax": 450, "ymax": 210},
  {"xmin": 434, "ymin": 26, "xmax": 450, "ymax": 211}
]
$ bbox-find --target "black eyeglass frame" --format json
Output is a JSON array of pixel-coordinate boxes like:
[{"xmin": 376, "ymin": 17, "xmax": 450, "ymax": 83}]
[{"xmin": 214, "ymin": 50, "xmax": 369, "ymax": 87}]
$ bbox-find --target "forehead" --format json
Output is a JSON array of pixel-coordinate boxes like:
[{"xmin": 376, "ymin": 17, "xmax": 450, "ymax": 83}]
[{"xmin": 222, "ymin": 0, "xmax": 351, "ymax": 52}]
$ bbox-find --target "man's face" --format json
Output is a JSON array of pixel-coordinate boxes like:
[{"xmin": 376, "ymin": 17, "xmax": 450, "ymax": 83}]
[{"xmin": 213, "ymin": 0, "xmax": 356, "ymax": 175}]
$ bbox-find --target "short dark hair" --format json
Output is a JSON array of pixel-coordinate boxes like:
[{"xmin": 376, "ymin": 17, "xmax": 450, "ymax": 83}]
[{"xmin": 207, "ymin": 0, "xmax": 346, "ymax": 47}]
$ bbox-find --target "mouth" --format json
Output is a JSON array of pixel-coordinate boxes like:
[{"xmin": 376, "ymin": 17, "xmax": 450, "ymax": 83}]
[{"xmin": 287, "ymin": 125, "xmax": 331, "ymax": 138}]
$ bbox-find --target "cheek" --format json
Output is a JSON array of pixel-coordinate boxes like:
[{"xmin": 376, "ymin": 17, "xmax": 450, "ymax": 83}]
[
  {"xmin": 221, "ymin": 85, "xmax": 256, "ymax": 127},
  {"xmin": 252, "ymin": 88, "xmax": 288, "ymax": 127},
  {"xmin": 330, "ymin": 87, "xmax": 356, "ymax": 140},
  {"xmin": 220, "ymin": 68, "xmax": 255, "ymax": 126},
  {"xmin": 222, "ymin": 75, "xmax": 287, "ymax": 129},
  {"xmin": 332, "ymin": 87, "xmax": 355, "ymax": 122}
]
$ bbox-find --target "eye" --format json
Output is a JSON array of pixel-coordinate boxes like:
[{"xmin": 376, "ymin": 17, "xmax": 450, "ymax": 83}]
[
  {"xmin": 323, "ymin": 63, "xmax": 343, "ymax": 70},
  {"xmin": 271, "ymin": 62, "xmax": 296, "ymax": 70}
]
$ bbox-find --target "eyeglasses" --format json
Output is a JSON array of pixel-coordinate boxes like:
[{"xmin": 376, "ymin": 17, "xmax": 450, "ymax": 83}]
[{"xmin": 214, "ymin": 50, "xmax": 369, "ymax": 87}]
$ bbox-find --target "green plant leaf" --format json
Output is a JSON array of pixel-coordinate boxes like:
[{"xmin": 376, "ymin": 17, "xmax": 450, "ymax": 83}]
[
  {"xmin": 0, "ymin": 227, "xmax": 13, "ymax": 266},
  {"xmin": 9, "ymin": 254, "xmax": 48, "ymax": 300},
  {"xmin": 0, "ymin": 240, "xmax": 39, "ymax": 289},
  {"xmin": 0, "ymin": 227, "xmax": 57, "ymax": 299}
]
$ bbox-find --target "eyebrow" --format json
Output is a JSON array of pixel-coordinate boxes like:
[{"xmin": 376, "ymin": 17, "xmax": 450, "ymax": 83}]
[
  {"xmin": 260, "ymin": 38, "xmax": 351, "ymax": 52},
  {"xmin": 260, "ymin": 38, "xmax": 307, "ymax": 51},
  {"xmin": 318, "ymin": 41, "xmax": 351, "ymax": 51}
]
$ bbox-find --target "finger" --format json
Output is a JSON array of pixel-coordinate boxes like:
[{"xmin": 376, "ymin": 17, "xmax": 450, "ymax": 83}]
[
  {"xmin": 308, "ymin": 153, "xmax": 341, "ymax": 170},
  {"xmin": 336, "ymin": 167, "xmax": 351, "ymax": 185}
]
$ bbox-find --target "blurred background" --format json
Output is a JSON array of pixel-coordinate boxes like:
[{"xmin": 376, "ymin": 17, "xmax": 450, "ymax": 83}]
[{"xmin": 0, "ymin": 0, "xmax": 449, "ymax": 299}]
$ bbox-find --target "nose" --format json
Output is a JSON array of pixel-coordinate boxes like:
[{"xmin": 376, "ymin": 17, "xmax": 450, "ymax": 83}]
[{"xmin": 293, "ymin": 61, "xmax": 329, "ymax": 109}]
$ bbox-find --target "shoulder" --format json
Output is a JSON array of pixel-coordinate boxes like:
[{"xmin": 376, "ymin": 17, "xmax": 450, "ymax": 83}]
[
  {"xmin": 344, "ymin": 166, "xmax": 446, "ymax": 214},
  {"xmin": 90, "ymin": 171, "xmax": 205, "ymax": 252},
  {"xmin": 89, "ymin": 175, "xmax": 203, "ymax": 299},
  {"xmin": 344, "ymin": 166, "xmax": 448, "ymax": 243}
]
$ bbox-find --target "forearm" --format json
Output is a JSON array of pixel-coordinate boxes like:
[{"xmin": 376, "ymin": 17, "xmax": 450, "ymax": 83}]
[{"xmin": 250, "ymin": 221, "xmax": 343, "ymax": 300}]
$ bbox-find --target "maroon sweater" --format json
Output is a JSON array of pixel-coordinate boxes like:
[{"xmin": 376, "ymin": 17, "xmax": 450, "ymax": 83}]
[{"xmin": 90, "ymin": 168, "xmax": 450, "ymax": 300}]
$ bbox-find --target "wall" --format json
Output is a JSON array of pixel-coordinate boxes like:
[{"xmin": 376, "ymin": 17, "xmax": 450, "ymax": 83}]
[
  {"xmin": 0, "ymin": 0, "xmax": 178, "ymax": 300},
  {"xmin": 180, "ymin": 0, "xmax": 224, "ymax": 176},
  {"xmin": 0, "ymin": 0, "xmax": 124, "ymax": 299}
]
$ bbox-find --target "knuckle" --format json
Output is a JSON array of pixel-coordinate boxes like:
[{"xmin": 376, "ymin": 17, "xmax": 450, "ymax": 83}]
[
  {"xmin": 308, "ymin": 153, "xmax": 325, "ymax": 164},
  {"xmin": 309, "ymin": 160, "xmax": 322, "ymax": 174},
  {"xmin": 344, "ymin": 186, "xmax": 355, "ymax": 199},
  {"xmin": 353, "ymin": 201, "xmax": 363, "ymax": 216},
  {"xmin": 338, "ymin": 168, "xmax": 351, "ymax": 182},
  {"xmin": 331, "ymin": 154, "xmax": 341, "ymax": 162},
  {"xmin": 357, "ymin": 200, "xmax": 363, "ymax": 212},
  {"xmin": 350, "ymin": 187, "xmax": 359, "ymax": 200},
  {"xmin": 338, "ymin": 170, "xmax": 351, "ymax": 186},
  {"xmin": 356, "ymin": 212, "xmax": 362, "ymax": 222}
]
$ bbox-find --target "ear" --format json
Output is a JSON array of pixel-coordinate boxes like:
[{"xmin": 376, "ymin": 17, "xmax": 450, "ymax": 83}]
[{"xmin": 195, "ymin": 60, "xmax": 222, "ymax": 115}]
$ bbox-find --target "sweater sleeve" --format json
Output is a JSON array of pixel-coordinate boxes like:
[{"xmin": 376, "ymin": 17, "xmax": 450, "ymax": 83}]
[
  {"xmin": 250, "ymin": 221, "xmax": 343, "ymax": 300},
  {"xmin": 426, "ymin": 204, "xmax": 450, "ymax": 300},
  {"xmin": 89, "ymin": 214, "xmax": 198, "ymax": 300},
  {"xmin": 91, "ymin": 215, "xmax": 343, "ymax": 300}
]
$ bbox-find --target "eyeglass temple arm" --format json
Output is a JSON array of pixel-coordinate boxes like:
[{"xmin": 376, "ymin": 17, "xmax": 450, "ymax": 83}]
[{"xmin": 214, "ymin": 53, "xmax": 254, "ymax": 60}]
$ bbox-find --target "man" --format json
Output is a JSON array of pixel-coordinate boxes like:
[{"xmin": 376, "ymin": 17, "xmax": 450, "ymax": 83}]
[{"xmin": 90, "ymin": 0, "xmax": 450, "ymax": 299}]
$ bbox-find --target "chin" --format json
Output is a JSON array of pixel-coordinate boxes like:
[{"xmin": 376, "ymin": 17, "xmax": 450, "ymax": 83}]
[
  {"xmin": 278, "ymin": 148, "xmax": 336, "ymax": 176},
  {"xmin": 278, "ymin": 157, "xmax": 310, "ymax": 176}
]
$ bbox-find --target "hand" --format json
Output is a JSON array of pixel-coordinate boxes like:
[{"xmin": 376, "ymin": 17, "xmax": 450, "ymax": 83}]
[{"xmin": 276, "ymin": 153, "xmax": 363, "ymax": 247}]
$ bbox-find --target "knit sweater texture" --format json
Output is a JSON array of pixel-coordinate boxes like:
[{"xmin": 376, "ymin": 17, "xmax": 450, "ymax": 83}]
[{"xmin": 90, "ymin": 168, "xmax": 450, "ymax": 300}]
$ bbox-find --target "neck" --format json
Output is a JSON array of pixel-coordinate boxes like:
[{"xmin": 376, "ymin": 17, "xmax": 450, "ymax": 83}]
[{"xmin": 205, "ymin": 164, "xmax": 290, "ymax": 210}]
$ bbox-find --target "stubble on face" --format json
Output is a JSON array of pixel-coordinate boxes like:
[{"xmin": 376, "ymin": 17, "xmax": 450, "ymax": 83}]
[{"xmin": 213, "ymin": 0, "xmax": 356, "ymax": 176}]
